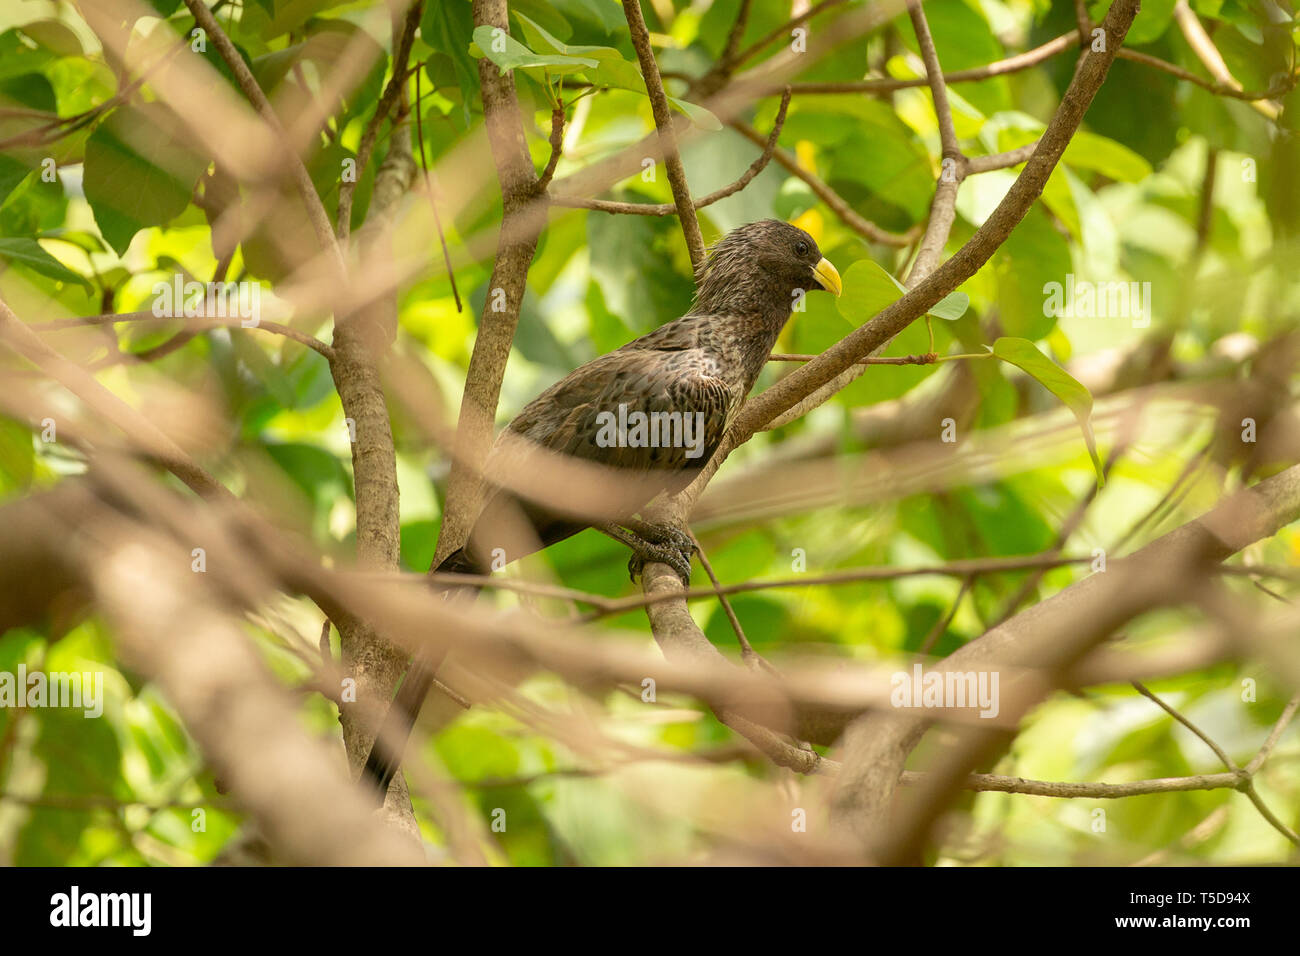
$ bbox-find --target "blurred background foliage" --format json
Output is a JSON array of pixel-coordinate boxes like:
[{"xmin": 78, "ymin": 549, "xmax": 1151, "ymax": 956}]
[{"xmin": 0, "ymin": 0, "xmax": 1298, "ymax": 865}]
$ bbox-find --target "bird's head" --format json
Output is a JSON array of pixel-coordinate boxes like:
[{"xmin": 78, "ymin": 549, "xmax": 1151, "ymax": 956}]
[{"xmin": 692, "ymin": 219, "xmax": 842, "ymax": 316}]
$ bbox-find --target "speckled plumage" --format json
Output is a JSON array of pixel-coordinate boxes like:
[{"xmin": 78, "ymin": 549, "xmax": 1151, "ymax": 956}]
[
  {"xmin": 364, "ymin": 221, "xmax": 838, "ymax": 795},
  {"xmin": 447, "ymin": 219, "xmax": 836, "ymax": 572}
]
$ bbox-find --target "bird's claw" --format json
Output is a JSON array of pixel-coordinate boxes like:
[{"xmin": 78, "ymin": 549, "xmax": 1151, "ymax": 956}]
[
  {"xmin": 631, "ymin": 522, "xmax": 696, "ymax": 556},
  {"xmin": 624, "ymin": 524, "xmax": 694, "ymax": 586},
  {"xmin": 627, "ymin": 545, "xmax": 693, "ymax": 586}
]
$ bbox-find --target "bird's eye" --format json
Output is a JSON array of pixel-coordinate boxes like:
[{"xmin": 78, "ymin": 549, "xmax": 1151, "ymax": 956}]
[{"xmin": 795, "ymin": 240, "xmax": 809, "ymax": 256}]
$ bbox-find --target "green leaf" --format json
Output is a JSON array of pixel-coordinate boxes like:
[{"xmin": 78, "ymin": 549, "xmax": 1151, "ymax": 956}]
[
  {"xmin": 0, "ymin": 29, "xmax": 54, "ymax": 82},
  {"xmin": 0, "ymin": 415, "xmax": 34, "ymax": 492},
  {"xmin": 1091, "ymin": 0, "xmax": 1177, "ymax": 45},
  {"xmin": 423, "ymin": 0, "xmax": 480, "ymax": 122},
  {"xmin": 992, "ymin": 206, "xmax": 1072, "ymax": 340},
  {"xmin": 0, "ymin": 154, "xmax": 31, "ymax": 208},
  {"xmin": 929, "ymin": 291, "xmax": 970, "ymax": 321},
  {"xmin": 586, "ymin": 208, "xmax": 695, "ymax": 335},
  {"xmin": 16, "ymin": 21, "xmax": 84, "ymax": 59},
  {"xmin": 992, "ymin": 337, "xmax": 1104, "ymax": 484},
  {"xmin": 837, "ymin": 259, "xmax": 905, "ymax": 322},
  {"xmin": 470, "ymin": 25, "xmax": 598, "ymax": 74},
  {"xmin": 836, "ymin": 259, "xmax": 970, "ymax": 324},
  {"xmin": 1063, "ymin": 131, "xmax": 1153, "ymax": 182},
  {"xmin": 786, "ymin": 98, "xmax": 932, "ymax": 223},
  {"xmin": 667, "ymin": 96, "xmax": 721, "ymax": 130},
  {"xmin": 0, "ymin": 72, "xmax": 57, "ymax": 113},
  {"xmin": 83, "ymin": 103, "xmax": 208, "ymax": 255},
  {"xmin": 0, "ymin": 237, "xmax": 88, "ymax": 287},
  {"xmin": 513, "ymin": 13, "xmax": 719, "ymax": 128}
]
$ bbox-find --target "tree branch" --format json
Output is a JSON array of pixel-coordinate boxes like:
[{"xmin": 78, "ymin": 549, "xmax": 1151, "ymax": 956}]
[
  {"xmin": 555, "ymin": 89, "xmax": 790, "ymax": 217},
  {"xmin": 621, "ymin": 0, "xmax": 707, "ymax": 271},
  {"xmin": 832, "ymin": 457, "xmax": 1300, "ymax": 860},
  {"xmin": 435, "ymin": 0, "xmax": 548, "ymax": 564},
  {"xmin": 730, "ymin": 122, "xmax": 920, "ymax": 246},
  {"xmin": 337, "ymin": 0, "xmax": 424, "ymax": 240},
  {"xmin": 180, "ymin": 0, "xmax": 345, "ymax": 276}
]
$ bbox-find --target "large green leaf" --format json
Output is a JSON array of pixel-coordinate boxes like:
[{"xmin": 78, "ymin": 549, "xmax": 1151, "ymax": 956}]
[
  {"xmin": 83, "ymin": 103, "xmax": 208, "ymax": 255},
  {"xmin": 836, "ymin": 259, "xmax": 970, "ymax": 326},
  {"xmin": 1064, "ymin": 131, "xmax": 1154, "ymax": 183},
  {"xmin": 992, "ymin": 337, "xmax": 1104, "ymax": 484},
  {"xmin": 423, "ymin": 0, "xmax": 480, "ymax": 121},
  {"xmin": 991, "ymin": 206, "xmax": 1072, "ymax": 340},
  {"xmin": 470, "ymin": 25, "xmax": 598, "ymax": 74},
  {"xmin": 513, "ymin": 13, "xmax": 720, "ymax": 128},
  {"xmin": 0, "ymin": 237, "xmax": 88, "ymax": 287},
  {"xmin": 1090, "ymin": 0, "xmax": 1178, "ymax": 44},
  {"xmin": 0, "ymin": 155, "xmax": 33, "ymax": 209}
]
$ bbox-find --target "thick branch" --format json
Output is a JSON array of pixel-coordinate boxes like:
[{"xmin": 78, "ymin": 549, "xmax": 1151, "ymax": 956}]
[
  {"xmin": 435, "ymin": 0, "xmax": 546, "ymax": 563},
  {"xmin": 832, "ymin": 458, "xmax": 1300, "ymax": 859}
]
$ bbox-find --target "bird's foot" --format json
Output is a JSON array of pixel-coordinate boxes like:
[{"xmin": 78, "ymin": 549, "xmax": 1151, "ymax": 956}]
[
  {"xmin": 626, "ymin": 539, "xmax": 693, "ymax": 586},
  {"xmin": 624, "ymin": 519, "xmax": 696, "ymax": 556},
  {"xmin": 598, "ymin": 522, "xmax": 694, "ymax": 585}
]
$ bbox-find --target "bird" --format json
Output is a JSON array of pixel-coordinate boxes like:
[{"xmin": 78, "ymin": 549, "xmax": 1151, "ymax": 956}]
[{"xmin": 361, "ymin": 219, "xmax": 841, "ymax": 795}]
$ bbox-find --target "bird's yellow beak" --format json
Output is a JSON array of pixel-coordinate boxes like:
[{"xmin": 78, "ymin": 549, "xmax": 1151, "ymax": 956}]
[{"xmin": 813, "ymin": 257, "xmax": 842, "ymax": 296}]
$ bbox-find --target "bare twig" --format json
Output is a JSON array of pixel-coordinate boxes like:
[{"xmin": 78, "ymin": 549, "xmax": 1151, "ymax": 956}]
[
  {"xmin": 554, "ymin": 89, "xmax": 791, "ymax": 216},
  {"xmin": 909, "ymin": 770, "xmax": 1247, "ymax": 798},
  {"xmin": 337, "ymin": 0, "xmax": 424, "ymax": 240},
  {"xmin": 621, "ymin": 0, "xmax": 707, "ymax": 270},
  {"xmin": 414, "ymin": 63, "xmax": 462, "ymax": 312},
  {"xmin": 1115, "ymin": 47, "xmax": 1296, "ymax": 102},
  {"xmin": 785, "ymin": 32, "xmax": 1079, "ymax": 94},
  {"xmin": 965, "ymin": 141, "xmax": 1039, "ymax": 174},
  {"xmin": 180, "ymin": 0, "xmax": 345, "ymax": 276},
  {"xmin": 1132, "ymin": 680, "xmax": 1237, "ymax": 770},
  {"xmin": 728, "ymin": 0, "xmax": 850, "ymax": 72},
  {"xmin": 730, "ymin": 122, "xmax": 921, "ymax": 246},
  {"xmin": 535, "ymin": 107, "xmax": 565, "ymax": 193}
]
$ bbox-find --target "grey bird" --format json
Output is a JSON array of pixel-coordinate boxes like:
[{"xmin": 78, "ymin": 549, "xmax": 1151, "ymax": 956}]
[{"xmin": 362, "ymin": 219, "xmax": 841, "ymax": 794}]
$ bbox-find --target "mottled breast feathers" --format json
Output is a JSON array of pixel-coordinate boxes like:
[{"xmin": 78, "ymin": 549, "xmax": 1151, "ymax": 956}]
[{"xmin": 502, "ymin": 314, "xmax": 741, "ymax": 479}]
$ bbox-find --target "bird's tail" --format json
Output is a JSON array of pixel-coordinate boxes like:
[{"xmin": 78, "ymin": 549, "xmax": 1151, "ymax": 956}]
[{"xmin": 360, "ymin": 547, "xmax": 480, "ymax": 797}]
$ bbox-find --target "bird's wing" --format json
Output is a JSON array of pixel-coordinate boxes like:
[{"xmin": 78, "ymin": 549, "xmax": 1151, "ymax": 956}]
[
  {"xmin": 467, "ymin": 322, "xmax": 734, "ymax": 559},
  {"xmin": 502, "ymin": 343, "xmax": 734, "ymax": 474}
]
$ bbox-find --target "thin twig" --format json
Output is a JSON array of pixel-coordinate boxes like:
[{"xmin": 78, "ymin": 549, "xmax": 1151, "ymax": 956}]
[
  {"xmin": 730, "ymin": 122, "xmax": 921, "ymax": 246},
  {"xmin": 908, "ymin": 770, "xmax": 1247, "ymax": 798},
  {"xmin": 785, "ymin": 32, "xmax": 1078, "ymax": 95},
  {"xmin": 579, "ymin": 553, "xmax": 1094, "ymax": 622},
  {"xmin": 29, "ymin": 310, "xmax": 336, "ymax": 360},
  {"xmin": 180, "ymin": 0, "xmax": 345, "ymax": 276},
  {"xmin": 336, "ymin": 0, "xmax": 424, "ymax": 241},
  {"xmin": 535, "ymin": 107, "xmax": 565, "ymax": 193},
  {"xmin": 621, "ymin": 0, "xmax": 707, "ymax": 270},
  {"xmin": 414, "ymin": 63, "xmax": 462, "ymax": 312},
  {"xmin": 1115, "ymin": 47, "xmax": 1296, "ymax": 102},
  {"xmin": 554, "ymin": 89, "xmax": 791, "ymax": 216},
  {"xmin": 965, "ymin": 141, "xmax": 1039, "ymax": 174},
  {"xmin": 917, "ymin": 576, "xmax": 971, "ymax": 655},
  {"xmin": 1246, "ymin": 694, "xmax": 1300, "ymax": 775},
  {"xmin": 1132, "ymin": 680, "xmax": 1237, "ymax": 770},
  {"xmin": 691, "ymin": 533, "xmax": 773, "ymax": 673},
  {"xmin": 909, "ymin": 0, "xmax": 960, "ymax": 160},
  {"xmin": 721, "ymin": 0, "xmax": 755, "ymax": 64},
  {"xmin": 728, "ymin": 0, "xmax": 850, "ymax": 71}
]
